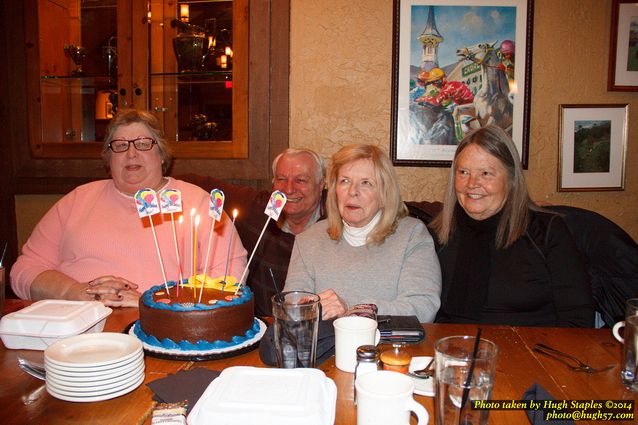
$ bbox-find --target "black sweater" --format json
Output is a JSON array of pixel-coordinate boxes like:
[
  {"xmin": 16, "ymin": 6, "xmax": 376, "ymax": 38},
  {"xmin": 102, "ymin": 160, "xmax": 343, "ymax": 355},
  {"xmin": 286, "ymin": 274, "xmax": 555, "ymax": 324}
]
[{"xmin": 435, "ymin": 209, "xmax": 595, "ymax": 327}]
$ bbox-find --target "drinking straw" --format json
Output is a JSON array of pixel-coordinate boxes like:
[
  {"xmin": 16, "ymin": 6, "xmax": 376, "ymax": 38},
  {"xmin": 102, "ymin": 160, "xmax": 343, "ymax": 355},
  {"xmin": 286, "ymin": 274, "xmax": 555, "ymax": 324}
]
[
  {"xmin": 0, "ymin": 242, "xmax": 7, "ymax": 266},
  {"xmin": 269, "ymin": 267, "xmax": 283, "ymax": 302},
  {"xmin": 459, "ymin": 327, "xmax": 482, "ymax": 425}
]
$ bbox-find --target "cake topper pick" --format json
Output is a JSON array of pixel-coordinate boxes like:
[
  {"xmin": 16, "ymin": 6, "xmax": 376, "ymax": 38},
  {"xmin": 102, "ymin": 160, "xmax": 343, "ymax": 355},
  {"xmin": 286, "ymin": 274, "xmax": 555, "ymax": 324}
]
[
  {"xmin": 135, "ymin": 188, "xmax": 169, "ymax": 295},
  {"xmin": 192, "ymin": 214, "xmax": 201, "ymax": 300},
  {"xmin": 199, "ymin": 189, "xmax": 225, "ymax": 303},
  {"xmin": 221, "ymin": 209, "xmax": 238, "ymax": 293},
  {"xmin": 235, "ymin": 191, "xmax": 287, "ymax": 294},
  {"xmin": 159, "ymin": 188, "xmax": 184, "ymax": 296}
]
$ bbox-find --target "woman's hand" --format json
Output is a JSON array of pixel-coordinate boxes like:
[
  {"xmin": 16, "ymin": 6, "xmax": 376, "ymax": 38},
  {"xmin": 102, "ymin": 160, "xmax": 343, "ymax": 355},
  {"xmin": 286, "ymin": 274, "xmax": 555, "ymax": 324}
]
[
  {"xmin": 85, "ymin": 276, "xmax": 140, "ymax": 308},
  {"xmin": 318, "ymin": 289, "xmax": 348, "ymax": 320}
]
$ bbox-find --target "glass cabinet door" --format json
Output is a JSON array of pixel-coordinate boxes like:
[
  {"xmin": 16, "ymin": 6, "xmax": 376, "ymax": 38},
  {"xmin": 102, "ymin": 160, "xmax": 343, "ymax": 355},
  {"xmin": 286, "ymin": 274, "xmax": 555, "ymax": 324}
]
[
  {"xmin": 27, "ymin": 0, "xmax": 247, "ymax": 159},
  {"xmin": 35, "ymin": 0, "xmax": 118, "ymax": 147},
  {"xmin": 148, "ymin": 0, "xmax": 248, "ymax": 158}
]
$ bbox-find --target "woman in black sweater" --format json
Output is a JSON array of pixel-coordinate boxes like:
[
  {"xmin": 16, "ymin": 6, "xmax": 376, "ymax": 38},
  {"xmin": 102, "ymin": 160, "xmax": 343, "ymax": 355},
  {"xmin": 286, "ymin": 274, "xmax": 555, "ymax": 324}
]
[{"xmin": 430, "ymin": 126, "xmax": 594, "ymax": 327}]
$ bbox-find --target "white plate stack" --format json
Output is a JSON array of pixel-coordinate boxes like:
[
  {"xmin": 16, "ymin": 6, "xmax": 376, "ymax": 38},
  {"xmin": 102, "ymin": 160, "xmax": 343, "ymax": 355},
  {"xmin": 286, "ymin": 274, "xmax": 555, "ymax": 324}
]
[{"xmin": 44, "ymin": 332, "xmax": 145, "ymax": 402}]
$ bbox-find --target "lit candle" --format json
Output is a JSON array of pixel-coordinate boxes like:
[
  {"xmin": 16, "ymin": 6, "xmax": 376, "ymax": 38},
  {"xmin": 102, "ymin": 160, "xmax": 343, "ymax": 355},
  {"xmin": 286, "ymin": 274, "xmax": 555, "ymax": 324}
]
[
  {"xmin": 180, "ymin": 4, "xmax": 189, "ymax": 22},
  {"xmin": 225, "ymin": 46, "xmax": 232, "ymax": 56},
  {"xmin": 220, "ymin": 55, "xmax": 228, "ymax": 69}
]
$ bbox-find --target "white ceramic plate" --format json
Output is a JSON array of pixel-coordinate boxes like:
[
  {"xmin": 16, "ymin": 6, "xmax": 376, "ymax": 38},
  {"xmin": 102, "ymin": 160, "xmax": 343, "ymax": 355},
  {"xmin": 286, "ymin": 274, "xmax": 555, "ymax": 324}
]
[
  {"xmin": 46, "ymin": 369, "xmax": 145, "ymax": 395},
  {"xmin": 46, "ymin": 373, "xmax": 145, "ymax": 403},
  {"xmin": 45, "ymin": 333, "xmax": 142, "ymax": 367},
  {"xmin": 46, "ymin": 363, "xmax": 144, "ymax": 388},
  {"xmin": 44, "ymin": 350, "xmax": 143, "ymax": 375},
  {"xmin": 45, "ymin": 357, "xmax": 144, "ymax": 384},
  {"xmin": 410, "ymin": 356, "xmax": 435, "ymax": 397}
]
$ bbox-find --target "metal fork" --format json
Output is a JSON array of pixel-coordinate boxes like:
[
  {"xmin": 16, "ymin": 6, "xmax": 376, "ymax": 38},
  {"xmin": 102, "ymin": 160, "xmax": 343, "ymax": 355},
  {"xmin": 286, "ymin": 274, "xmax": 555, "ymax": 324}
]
[
  {"xmin": 532, "ymin": 343, "xmax": 615, "ymax": 374},
  {"xmin": 17, "ymin": 357, "xmax": 46, "ymax": 381}
]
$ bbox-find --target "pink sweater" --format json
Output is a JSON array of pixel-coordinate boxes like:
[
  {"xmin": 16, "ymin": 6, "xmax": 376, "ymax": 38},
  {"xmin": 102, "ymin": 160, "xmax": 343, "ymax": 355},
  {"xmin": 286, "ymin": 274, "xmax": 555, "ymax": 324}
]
[{"xmin": 11, "ymin": 178, "xmax": 247, "ymax": 299}]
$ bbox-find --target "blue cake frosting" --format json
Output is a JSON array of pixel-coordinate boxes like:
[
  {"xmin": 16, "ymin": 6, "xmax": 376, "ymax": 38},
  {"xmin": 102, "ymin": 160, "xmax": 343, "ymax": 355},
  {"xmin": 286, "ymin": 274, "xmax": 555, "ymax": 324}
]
[{"xmin": 136, "ymin": 281, "xmax": 258, "ymax": 351}]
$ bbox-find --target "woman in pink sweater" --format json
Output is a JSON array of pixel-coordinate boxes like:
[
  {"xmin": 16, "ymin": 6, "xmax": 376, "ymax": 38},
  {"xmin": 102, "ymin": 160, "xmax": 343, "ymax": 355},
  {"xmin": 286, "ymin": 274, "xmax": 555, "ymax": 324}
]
[{"xmin": 11, "ymin": 110, "xmax": 247, "ymax": 307}]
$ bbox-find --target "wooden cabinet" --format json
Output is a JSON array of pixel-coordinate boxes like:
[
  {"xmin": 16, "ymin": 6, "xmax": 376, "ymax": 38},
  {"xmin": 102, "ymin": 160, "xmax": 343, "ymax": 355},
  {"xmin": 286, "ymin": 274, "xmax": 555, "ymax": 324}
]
[
  {"xmin": 19, "ymin": 0, "xmax": 287, "ymax": 185},
  {"xmin": 27, "ymin": 0, "xmax": 248, "ymax": 160}
]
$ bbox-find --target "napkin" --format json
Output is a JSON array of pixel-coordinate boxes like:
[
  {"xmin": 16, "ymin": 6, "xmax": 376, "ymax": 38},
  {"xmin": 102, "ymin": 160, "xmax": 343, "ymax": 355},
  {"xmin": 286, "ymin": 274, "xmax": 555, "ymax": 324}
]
[
  {"xmin": 522, "ymin": 383, "xmax": 575, "ymax": 425},
  {"xmin": 147, "ymin": 368, "xmax": 221, "ymax": 413}
]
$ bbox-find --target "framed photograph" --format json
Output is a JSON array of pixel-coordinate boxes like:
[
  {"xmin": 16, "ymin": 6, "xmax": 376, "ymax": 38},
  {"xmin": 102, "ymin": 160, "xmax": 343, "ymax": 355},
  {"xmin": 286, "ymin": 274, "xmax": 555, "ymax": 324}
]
[
  {"xmin": 390, "ymin": 0, "xmax": 534, "ymax": 167},
  {"xmin": 608, "ymin": 0, "xmax": 638, "ymax": 91},
  {"xmin": 558, "ymin": 104, "xmax": 628, "ymax": 192}
]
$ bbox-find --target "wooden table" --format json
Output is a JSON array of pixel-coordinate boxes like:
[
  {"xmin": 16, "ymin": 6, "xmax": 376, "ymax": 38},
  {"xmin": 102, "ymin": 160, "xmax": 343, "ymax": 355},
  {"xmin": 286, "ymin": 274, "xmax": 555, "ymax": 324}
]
[{"xmin": 1, "ymin": 299, "xmax": 636, "ymax": 424}]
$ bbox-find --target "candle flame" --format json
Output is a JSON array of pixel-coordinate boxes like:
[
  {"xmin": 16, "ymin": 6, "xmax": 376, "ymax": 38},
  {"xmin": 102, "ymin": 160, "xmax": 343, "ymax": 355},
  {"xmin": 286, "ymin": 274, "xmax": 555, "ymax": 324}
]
[
  {"xmin": 190, "ymin": 208, "xmax": 196, "ymax": 217},
  {"xmin": 178, "ymin": 215, "xmax": 184, "ymax": 225},
  {"xmin": 195, "ymin": 214, "xmax": 201, "ymax": 227},
  {"xmin": 232, "ymin": 209, "xmax": 238, "ymax": 219}
]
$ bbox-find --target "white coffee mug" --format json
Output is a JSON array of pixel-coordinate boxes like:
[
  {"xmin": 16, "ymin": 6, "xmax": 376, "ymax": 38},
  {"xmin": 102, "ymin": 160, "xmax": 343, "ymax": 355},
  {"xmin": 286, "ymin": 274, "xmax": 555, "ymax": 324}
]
[
  {"xmin": 614, "ymin": 299, "xmax": 638, "ymax": 343},
  {"xmin": 613, "ymin": 320, "xmax": 627, "ymax": 343},
  {"xmin": 356, "ymin": 370, "xmax": 429, "ymax": 425},
  {"xmin": 333, "ymin": 316, "xmax": 380, "ymax": 373}
]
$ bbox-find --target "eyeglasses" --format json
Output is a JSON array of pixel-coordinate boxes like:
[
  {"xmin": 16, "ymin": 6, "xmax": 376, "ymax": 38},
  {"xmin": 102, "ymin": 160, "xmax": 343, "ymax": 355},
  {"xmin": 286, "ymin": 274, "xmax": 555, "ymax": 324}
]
[{"xmin": 108, "ymin": 137, "xmax": 157, "ymax": 153}]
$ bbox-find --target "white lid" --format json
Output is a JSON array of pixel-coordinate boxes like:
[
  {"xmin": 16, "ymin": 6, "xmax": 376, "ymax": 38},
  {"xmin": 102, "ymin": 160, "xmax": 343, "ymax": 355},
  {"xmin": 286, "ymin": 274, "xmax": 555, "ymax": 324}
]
[
  {"xmin": 188, "ymin": 367, "xmax": 337, "ymax": 425},
  {"xmin": 0, "ymin": 300, "xmax": 112, "ymax": 338}
]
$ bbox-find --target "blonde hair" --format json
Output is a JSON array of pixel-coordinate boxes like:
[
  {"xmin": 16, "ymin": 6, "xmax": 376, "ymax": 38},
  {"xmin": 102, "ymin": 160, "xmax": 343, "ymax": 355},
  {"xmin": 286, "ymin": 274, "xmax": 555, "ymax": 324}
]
[
  {"xmin": 326, "ymin": 144, "xmax": 407, "ymax": 244},
  {"xmin": 102, "ymin": 109, "xmax": 172, "ymax": 174},
  {"xmin": 431, "ymin": 125, "xmax": 543, "ymax": 248}
]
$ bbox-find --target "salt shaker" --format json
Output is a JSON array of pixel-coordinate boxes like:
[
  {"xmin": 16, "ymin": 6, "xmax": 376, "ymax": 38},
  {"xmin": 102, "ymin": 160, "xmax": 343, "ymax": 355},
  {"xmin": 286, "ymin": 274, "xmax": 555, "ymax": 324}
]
[
  {"xmin": 354, "ymin": 344, "xmax": 382, "ymax": 380},
  {"xmin": 354, "ymin": 345, "xmax": 381, "ymax": 405}
]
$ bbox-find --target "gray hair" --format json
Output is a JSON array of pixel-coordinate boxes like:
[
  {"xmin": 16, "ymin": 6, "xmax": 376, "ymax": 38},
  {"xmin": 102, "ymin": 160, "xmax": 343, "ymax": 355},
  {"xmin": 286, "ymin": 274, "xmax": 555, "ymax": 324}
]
[
  {"xmin": 431, "ymin": 125, "xmax": 543, "ymax": 248},
  {"xmin": 271, "ymin": 148, "xmax": 326, "ymax": 183},
  {"xmin": 102, "ymin": 109, "xmax": 172, "ymax": 174}
]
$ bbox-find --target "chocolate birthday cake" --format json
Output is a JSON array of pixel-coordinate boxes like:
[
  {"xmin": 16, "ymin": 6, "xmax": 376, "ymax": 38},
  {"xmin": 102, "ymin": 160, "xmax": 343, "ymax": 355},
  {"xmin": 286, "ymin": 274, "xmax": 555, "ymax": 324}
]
[{"xmin": 134, "ymin": 280, "xmax": 260, "ymax": 351}]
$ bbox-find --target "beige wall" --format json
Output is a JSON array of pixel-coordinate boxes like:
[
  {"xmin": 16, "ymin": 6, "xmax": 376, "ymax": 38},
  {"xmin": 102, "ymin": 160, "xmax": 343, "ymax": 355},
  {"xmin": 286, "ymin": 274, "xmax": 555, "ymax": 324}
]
[{"xmin": 290, "ymin": 0, "xmax": 638, "ymax": 240}]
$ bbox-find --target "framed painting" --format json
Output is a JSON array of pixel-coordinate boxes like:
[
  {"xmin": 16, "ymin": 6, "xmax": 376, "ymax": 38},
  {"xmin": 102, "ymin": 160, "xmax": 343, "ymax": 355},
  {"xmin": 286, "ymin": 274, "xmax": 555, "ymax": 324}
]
[
  {"xmin": 390, "ymin": 0, "xmax": 533, "ymax": 167},
  {"xmin": 558, "ymin": 104, "xmax": 628, "ymax": 192},
  {"xmin": 608, "ymin": 0, "xmax": 638, "ymax": 91}
]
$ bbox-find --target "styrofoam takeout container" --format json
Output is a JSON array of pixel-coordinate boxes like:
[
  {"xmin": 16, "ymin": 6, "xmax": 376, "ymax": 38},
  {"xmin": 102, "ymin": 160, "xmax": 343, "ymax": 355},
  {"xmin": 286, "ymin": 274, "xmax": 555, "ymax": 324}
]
[
  {"xmin": 188, "ymin": 366, "xmax": 337, "ymax": 425},
  {"xmin": 0, "ymin": 300, "xmax": 112, "ymax": 350}
]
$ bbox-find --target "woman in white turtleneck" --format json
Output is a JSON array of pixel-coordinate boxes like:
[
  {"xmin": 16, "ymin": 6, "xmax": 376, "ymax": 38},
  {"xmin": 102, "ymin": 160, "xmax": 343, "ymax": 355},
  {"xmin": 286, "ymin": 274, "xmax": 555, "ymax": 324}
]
[{"xmin": 283, "ymin": 144, "xmax": 441, "ymax": 322}]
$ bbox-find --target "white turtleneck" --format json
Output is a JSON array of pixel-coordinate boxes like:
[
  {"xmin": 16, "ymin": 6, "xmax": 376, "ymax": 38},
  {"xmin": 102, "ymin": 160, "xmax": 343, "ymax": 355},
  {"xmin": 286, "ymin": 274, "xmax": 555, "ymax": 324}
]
[{"xmin": 342, "ymin": 210, "xmax": 382, "ymax": 247}]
